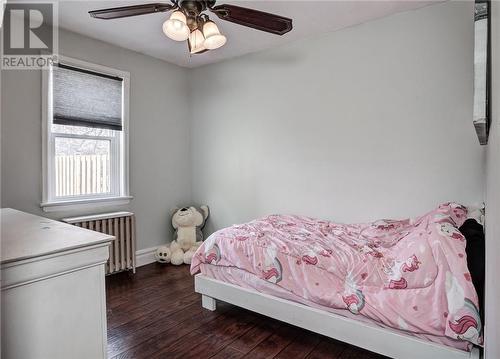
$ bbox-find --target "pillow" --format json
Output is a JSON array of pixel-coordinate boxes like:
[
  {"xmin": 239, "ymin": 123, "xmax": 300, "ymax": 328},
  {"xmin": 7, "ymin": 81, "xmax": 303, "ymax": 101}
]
[
  {"xmin": 466, "ymin": 204, "xmax": 485, "ymax": 225},
  {"xmin": 459, "ymin": 218, "xmax": 485, "ymax": 325}
]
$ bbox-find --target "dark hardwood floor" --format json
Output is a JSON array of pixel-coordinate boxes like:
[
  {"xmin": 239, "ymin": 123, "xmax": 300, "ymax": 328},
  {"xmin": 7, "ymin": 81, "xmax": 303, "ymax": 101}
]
[{"xmin": 106, "ymin": 264, "xmax": 387, "ymax": 359}]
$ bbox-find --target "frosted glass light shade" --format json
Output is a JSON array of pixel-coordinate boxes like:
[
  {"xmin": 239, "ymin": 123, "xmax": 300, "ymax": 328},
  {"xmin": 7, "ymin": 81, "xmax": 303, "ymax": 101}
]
[
  {"xmin": 203, "ymin": 21, "xmax": 226, "ymax": 50},
  {"xmin": 188, "ymin": 29, "xmax": 206, "ymax": 54},
  {"xmin": 162, "ymin": 11, "xmax": 189, "ymax": 41}
]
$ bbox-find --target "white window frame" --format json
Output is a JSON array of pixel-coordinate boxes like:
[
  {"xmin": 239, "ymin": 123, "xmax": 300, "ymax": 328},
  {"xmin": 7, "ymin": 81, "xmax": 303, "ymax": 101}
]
[{"xmin": 41, "ymin": 55, "xmax": 131, "ymax": 212}]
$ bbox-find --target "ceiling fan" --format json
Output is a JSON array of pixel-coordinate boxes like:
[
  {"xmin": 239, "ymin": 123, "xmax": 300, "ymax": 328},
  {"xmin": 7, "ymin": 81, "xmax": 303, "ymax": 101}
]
[{"xmin": 89, "ymin": 1, "xmax": 293, "ymax": 55}]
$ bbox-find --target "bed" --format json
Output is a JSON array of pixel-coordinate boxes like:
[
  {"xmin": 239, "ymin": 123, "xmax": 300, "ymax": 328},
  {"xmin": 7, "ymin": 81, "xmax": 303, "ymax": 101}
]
[{"xmin": 190, "ymin": 203, "xmax": 483, "ymax": 359}]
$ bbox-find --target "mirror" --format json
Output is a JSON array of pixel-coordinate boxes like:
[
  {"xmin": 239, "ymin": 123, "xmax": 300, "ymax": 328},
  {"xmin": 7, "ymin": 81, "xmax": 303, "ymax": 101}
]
[{"xmin": 473, "ymin": 0, "xmax": 490, "ymax": 145}]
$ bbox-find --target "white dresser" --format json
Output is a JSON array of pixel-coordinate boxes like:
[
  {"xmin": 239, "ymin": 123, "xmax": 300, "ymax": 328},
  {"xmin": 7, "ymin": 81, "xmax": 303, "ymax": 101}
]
[{"xmin": 1, "ymin": 209, "xmax": 114, "ymax": 359}]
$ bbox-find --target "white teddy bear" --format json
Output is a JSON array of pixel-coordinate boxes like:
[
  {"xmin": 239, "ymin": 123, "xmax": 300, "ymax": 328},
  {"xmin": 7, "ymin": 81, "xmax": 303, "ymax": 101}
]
[{"xmin": 169, "ymin": 205, "xmax": 209, "ymax": 265}]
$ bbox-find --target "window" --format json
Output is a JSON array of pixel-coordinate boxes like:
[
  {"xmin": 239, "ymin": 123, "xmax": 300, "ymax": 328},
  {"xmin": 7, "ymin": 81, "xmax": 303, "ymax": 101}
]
[{"xmin": 42, "ymin": 56, "xmax": 130, "ymax": 212}]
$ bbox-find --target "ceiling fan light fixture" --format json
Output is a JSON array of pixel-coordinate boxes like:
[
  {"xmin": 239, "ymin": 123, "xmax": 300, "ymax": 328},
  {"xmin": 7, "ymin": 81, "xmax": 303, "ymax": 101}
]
[
  {"xmin": 188, "ymin": 29, "xmax": 207, "ymax": 54},
  {"xmin": 203, "ymin": 20, "xmax": 227, "ymax": 50},
  {"xmin": 89, "ymin": 2, "xmax": 293, "ymax": 56},
  {"xmin": 162, "ymin": 10, "xmax": 190, "ymax": 41}
]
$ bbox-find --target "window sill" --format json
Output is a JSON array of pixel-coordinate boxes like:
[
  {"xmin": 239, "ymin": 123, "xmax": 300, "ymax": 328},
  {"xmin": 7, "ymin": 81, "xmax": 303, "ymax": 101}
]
[{"xmin": 40, "ymin": 196, "xmax": 133, "ymax": 213}]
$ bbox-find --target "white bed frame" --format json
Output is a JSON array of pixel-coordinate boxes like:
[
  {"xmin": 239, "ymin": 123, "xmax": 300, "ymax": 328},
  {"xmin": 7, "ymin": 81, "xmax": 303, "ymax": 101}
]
[{"xmin": 195, "ymin": 274, "xmax": 480, "ymax": 359}]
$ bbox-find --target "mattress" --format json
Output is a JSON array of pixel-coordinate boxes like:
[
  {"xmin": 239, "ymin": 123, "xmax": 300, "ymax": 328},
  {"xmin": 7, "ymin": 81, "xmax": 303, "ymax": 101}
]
[
  {"xmin": 199, "ymin": 263, "xmax": 470, "ymax": 351},
  {"xmin": 191, "ymin": 203, "xmax": 482, "ymax": 351}
]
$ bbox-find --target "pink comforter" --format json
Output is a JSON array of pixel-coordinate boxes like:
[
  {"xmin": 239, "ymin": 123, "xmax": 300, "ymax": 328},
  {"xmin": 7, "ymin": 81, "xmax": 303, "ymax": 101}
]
[{"xmin": 191, "ymin": 203, "xmax": 482, "ymax": 347}]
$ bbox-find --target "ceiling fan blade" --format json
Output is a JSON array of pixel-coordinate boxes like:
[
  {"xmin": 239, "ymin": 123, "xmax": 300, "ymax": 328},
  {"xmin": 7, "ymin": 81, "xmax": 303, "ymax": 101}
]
[
  {"xmin": 210, "ymin": 4, "xmax": 292, "ymax": 35},
  {"xmin": 89, "ymin": 3, "xmax": 175, "ymax": 20}
]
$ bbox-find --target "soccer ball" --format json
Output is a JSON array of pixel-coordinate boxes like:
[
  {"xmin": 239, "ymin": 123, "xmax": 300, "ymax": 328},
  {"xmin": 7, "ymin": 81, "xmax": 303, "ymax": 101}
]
[{"xmin": 155, "ymin": 246, "xmax": 171, "ymax": 264}]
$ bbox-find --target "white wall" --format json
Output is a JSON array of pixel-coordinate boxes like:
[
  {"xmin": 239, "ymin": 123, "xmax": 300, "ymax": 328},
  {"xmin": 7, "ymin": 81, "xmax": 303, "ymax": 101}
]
[
  {"xmin": 189, "ymin": 1, "xmax": 485, "ymax": 234},
  {"xmin": 1, "ymin": 2, "xmax": 487, "ymax": 252},
  {"xmin": 1, "ymin": 29, "xmax": 191, "ymax": 250},
  {"xmin": 484, "ymin": 1, "xmax": 500, "ymax": 357}
]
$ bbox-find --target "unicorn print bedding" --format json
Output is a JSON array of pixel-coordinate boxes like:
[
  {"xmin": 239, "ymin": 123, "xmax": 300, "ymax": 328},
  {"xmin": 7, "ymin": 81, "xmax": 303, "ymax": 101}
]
[{"xmin": 190, "ymin": 203, "xmax": 482, "ymax": 350}]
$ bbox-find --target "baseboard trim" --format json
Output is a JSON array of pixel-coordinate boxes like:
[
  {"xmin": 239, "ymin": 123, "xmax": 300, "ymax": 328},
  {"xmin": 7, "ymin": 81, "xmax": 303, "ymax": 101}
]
[{"xmin": 136, "ymin": 246, "xmax": 160, "ymax": 267}]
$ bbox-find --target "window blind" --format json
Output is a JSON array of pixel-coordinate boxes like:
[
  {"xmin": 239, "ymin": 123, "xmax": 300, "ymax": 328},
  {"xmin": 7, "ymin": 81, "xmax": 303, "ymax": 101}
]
[{"xmin": 53, "ymin": 63, "xmax": 123, "ymax": 131}]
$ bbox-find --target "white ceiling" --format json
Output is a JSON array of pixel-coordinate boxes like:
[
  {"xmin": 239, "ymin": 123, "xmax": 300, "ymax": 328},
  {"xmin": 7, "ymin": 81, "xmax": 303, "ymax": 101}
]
[{"xmin": 57, "ymin": 0, "xmax": 442, "ymax": 68}]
